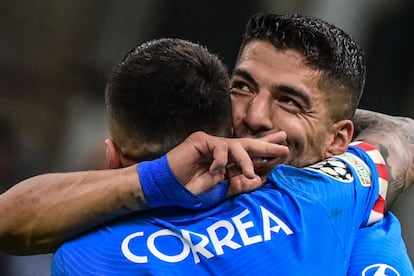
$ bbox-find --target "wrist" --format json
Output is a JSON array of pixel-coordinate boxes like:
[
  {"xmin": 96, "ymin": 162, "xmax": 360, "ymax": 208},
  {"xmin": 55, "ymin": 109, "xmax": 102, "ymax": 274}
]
[{"xmin": 137, "ymin": 155, "xmax": 228, "ymax": 209}]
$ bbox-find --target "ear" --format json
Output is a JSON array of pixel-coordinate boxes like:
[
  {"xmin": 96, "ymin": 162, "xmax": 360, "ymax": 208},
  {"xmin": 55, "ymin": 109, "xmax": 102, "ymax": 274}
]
[
  {"xmin": 105, "ymin": 138, "xmax": 123, "ymax": 169},
  {"xmin": 326, "ymin": 120, "xmax": 354, "ymax": 158}
]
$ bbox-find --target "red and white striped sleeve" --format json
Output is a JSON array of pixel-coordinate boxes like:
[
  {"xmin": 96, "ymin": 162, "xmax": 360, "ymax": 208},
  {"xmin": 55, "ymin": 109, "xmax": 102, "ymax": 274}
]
[{"xmin": 350, "ymin": 141, "xmax": 388, "ymax": 226}]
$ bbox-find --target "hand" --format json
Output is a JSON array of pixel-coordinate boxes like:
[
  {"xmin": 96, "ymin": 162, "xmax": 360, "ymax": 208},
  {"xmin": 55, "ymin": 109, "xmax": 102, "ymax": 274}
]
[
  {"xmin": 167, "ymin": 131, "xmax": 288, "ymax": 196},
  {"xmin": 226, "ymin": 132, "xmax": 288, "ymax": 197}
]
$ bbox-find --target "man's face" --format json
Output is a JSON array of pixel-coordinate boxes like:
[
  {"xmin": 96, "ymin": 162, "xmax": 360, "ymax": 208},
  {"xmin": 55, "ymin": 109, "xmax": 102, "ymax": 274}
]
[{"xmin": 231, "ymin": 40, "xmax": 334, "ymax": 175}]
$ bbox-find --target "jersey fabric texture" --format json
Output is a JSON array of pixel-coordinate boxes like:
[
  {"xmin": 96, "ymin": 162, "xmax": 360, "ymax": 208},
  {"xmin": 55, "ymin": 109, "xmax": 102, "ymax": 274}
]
[
  {"xmin": 51, "ymin": 143, "xmax": 394, "ymax": 276},
  {"xmin": 348, "ymin": 211, "xmax": 413, "ymax": 276}
]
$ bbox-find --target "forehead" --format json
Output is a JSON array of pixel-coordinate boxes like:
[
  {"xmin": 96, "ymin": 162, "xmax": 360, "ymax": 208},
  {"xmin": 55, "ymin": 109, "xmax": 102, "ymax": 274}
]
[{"xmin": 235, "ymin": 40, "xmax": 323, "ymax": 96}]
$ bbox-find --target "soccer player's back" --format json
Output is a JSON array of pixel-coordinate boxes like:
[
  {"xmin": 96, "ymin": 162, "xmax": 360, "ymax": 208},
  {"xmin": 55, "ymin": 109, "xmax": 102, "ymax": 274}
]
[{"xmin": 52, "ymin": 143, "xmax": 388, "ymax": 275}]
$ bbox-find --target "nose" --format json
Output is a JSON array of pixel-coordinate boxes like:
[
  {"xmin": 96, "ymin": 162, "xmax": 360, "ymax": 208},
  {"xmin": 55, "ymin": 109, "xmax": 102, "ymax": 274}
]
[{"xmin": 243, "ymin": 92, "xmax": 273, "ymax": 135}]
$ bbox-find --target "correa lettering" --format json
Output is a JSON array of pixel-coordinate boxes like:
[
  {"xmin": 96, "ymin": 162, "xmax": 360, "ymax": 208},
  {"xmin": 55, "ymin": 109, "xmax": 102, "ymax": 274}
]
[{"xmin": 121, "ymin": 205, "xmax": 293, "ymax": 264}]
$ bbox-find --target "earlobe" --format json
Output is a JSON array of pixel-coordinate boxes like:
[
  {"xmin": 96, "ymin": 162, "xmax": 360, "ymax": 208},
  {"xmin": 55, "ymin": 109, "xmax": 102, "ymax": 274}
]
[
  {"xmin": 328, "ymin": 120, "xmax": 354, "ymax": 156},
  {"xmin": 105, "ymin": 138, "xmax": 122, "ymax": 169}
]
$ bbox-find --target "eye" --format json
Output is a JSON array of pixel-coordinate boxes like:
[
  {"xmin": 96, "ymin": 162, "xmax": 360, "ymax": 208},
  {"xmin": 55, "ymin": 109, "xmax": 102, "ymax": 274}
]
[
  {"xmin": 280, "ymin": 96, "xmax": 298, "ymax": 106},
  {"xmin": 278, "ymin": 96, "xmax": 303, "ymax": 112},
  {"xmin": 230, "ymin": 81, "xmax": 252, "ymax": 95}
]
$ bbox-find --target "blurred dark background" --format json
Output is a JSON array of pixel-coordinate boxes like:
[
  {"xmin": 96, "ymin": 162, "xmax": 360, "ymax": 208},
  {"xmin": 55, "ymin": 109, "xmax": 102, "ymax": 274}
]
[{"xmin": 0, "ymin": 1, "xmax": 412, "ymax": 274}]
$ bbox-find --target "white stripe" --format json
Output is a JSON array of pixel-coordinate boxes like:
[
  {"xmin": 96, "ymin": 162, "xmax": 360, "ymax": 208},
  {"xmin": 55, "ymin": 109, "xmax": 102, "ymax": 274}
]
[{"xmin": 367, "ymin": 210, "xmax": 384, "ymax": 226}]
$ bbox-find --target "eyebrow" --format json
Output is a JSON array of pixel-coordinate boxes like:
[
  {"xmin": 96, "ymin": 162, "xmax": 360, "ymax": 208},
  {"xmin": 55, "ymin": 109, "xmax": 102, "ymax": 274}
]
[
  {"xmin": 274, "ymin": 84, "xmax": 312, "ymax": 108},
  {"xmin": 232, "ymin": 68, "xmax": 258, "ymax": 88}
]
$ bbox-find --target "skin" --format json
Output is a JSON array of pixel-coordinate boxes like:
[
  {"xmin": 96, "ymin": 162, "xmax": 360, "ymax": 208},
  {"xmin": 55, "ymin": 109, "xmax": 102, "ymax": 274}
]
[
  {"xmin": 0, "ymin": 41, "xmax": 412, "ymax": 258},
  {"xmin": 0, "ymin": 133, "xmax": 287, "ymax": 255},
  {"xmin": 231, "ymin": 41, "xmax": 353, "ymax": 172},
  {"xmin": 231, "ymin": 40, "xmax": 414, "ymax": 208},
  {"xmin": 352, "ymin": 109, "xmax": 414, "ymax": 206},
  {"xmin": 106, "ymin": 131, "xmax": 288, "ymax": 195}
]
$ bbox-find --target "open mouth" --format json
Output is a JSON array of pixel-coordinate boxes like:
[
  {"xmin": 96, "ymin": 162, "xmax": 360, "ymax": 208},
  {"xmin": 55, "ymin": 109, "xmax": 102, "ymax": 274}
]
[
  {"xmin": 226, "ymin": 156, "xmax": 281, "ymax": 180},
  {"xmin": 252, "ymin": 157, "xmax": 270, "ymax": 163},
  {"xmin": 252, "ymin": 156, "xmax": 283, "ymax": 177}
]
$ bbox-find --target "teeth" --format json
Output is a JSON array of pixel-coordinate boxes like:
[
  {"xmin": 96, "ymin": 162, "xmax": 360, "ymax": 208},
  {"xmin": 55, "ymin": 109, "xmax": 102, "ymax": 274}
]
[{"xmin": 253, "ymin": 158, "xmax": 269, "ymax": 163}]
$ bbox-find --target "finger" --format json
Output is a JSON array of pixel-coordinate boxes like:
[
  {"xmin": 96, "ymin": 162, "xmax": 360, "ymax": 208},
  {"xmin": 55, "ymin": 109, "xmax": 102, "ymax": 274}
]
[
  {"xmin": 208, "ymin": 138, "xmax": 229, "ymax": 175},
  {"xmin": 185, "ymin": 170, "xmax": 226, "ymax": 194},
  {"xmin": 258, "ymin": 131, "xmax": 287, "ymax": 144},
  {"xmin": 235, "ymin": 137, "xmax": 289, "ymax": 159},
  {"xmin": 227, "ymin": 141, "xmax": 255, "ymax": 179},
  {"xmin": 226, "ymin": 174, "xmax": 263, "ymax": 197}
]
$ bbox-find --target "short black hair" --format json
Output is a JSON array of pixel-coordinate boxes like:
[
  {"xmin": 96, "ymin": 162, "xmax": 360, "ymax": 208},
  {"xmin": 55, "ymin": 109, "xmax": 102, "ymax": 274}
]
[
  {"xmin": 105, "ymin": 38, "xmax": 232, "ymax": 161},
  {"xmin": 238, "ymin": 13, "xmax": 366, "ymax": 119}
]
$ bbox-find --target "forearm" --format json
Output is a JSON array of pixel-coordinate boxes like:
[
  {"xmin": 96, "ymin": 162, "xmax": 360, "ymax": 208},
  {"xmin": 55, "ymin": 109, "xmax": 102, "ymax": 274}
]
[
  {"xmin": 0, "ymin": 166, "xmax": 144, "ymax": 255},
  {"xmin": 0, "ymin": 132, "xmax": 286, "ymax": 255},
  {"xmin": 352, "ymin": 109, "xmax": 414, "ymax": 207}
]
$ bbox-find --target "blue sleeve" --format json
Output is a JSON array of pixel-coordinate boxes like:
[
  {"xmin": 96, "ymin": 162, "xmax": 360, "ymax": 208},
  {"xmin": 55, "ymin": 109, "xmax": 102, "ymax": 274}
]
[
  {"xmin": 268, "ymin": 148, "xmax": 379, "ymax": 221},
  {"xmin": 348, "ymin": 212, "xmax": 413, "ymax": 276},
  {"xmin": 51, "ymin": 248, "xmax": 66, "ymax": 276},
  {"xmin": 266, "ymin": 145, "xmax": 381, "ymax": 258}
]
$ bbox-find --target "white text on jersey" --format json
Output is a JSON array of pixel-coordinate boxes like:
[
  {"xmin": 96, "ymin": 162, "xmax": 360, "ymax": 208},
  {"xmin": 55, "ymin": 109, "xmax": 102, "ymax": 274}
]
[{"xmin": 121, "ymin": 205, "xmax": 293, "ymax": 264}]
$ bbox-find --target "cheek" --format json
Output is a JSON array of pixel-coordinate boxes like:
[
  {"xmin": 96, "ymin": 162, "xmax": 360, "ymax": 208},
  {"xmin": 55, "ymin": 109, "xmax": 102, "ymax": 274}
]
[
  {"xmin": 231, "ymin": 98, "xmax": 245, "ymax": 122},
  {"xmin": 299, "ymin": 126, "xmax": 329, "ymax": 164},
  {"xmin": 278, "ymin": 119, "xmax": 312, "ymax": 151},
  {"xmin": 273, "ymin": 112, "xmax": 301, "ymax": 136}
]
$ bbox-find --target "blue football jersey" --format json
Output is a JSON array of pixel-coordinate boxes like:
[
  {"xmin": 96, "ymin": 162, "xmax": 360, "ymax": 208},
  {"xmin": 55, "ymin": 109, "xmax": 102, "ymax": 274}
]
[
  {"xmin": 348, "ymin": 212, "xmax": 413, "ymax": 276},
  {"xmin": 51, "ymin": 144, "xmax": 390, "ymax": 275}
]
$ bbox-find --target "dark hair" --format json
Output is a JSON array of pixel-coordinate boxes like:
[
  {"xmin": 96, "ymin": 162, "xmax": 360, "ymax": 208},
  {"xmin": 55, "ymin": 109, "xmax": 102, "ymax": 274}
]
[
  {"xmin": 105, "ymin": 38, "xmax": 232, "ymax": 161},
  {"xmin": 238, "ymin": 13, "xmax": 366, "ymax": 119}
]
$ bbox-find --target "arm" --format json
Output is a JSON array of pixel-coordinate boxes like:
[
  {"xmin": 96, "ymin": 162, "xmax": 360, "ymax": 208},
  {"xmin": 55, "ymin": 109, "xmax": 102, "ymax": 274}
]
[
  {"xmin": 0, "ymin": 131, "xmax": 287, "ymax": 255},
  {"xmin": 352, "ymin": 109, "xmax": 414, "ymax": 207},
  {"xmin": 0, "ymin": 166, "xmax": 142, "ymax": 255}
]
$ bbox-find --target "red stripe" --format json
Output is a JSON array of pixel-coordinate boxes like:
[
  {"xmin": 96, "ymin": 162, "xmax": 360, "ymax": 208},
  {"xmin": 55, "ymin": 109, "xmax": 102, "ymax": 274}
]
[
  {"xmin": 372, "ymin": 196, "xmax": 385, "ymax": 213},
  {"xmin": 355, "ymin": 141, "xmax": 388, "ymax": 181},
  {"xmin": 375, "ymin": 163, "xmax": 388, "ymax": 181},
  {"xmin": 354, "ymin": 142, "xmax": 376, "ymax": 152}
]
